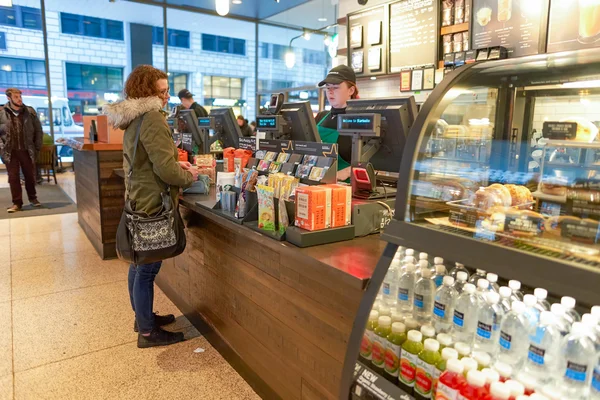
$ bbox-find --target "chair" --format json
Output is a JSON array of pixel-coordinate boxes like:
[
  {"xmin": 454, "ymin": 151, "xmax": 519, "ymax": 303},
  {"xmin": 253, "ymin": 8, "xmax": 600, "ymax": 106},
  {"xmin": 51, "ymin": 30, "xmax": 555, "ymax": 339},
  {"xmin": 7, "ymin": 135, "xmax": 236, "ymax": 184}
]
[{"xmin": 37, "ymin": 145, "xmax": 57, "ymax": 184}]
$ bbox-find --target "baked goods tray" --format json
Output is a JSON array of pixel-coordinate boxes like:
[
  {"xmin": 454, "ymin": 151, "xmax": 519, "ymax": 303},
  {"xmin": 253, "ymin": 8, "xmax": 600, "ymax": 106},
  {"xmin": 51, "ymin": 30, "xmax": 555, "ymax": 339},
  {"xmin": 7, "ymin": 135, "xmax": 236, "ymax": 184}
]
[{"xmin": 446, "ymin": 198, "xmax": 535, "ymax": 213}]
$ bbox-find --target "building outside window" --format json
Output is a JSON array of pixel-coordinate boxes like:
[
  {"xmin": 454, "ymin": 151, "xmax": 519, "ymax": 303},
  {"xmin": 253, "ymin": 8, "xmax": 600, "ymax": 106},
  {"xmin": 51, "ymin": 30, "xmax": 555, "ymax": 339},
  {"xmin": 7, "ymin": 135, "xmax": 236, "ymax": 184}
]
[
  {"xmin": 168, "ymin": 72, "xmax": 188, "ymax": 97},
  {"xmin": 60, "ymin": 13, "xmax": 124, "ymax": 40},
  {"xmin": 203, "ymin": 75, "xmax": 244, "ymax": 116},
  {"xmin": 153, "ymin": 27, "xmax": 190, "ymax": 49},
  {"xmin": 0, "ymin": 56, "xmax": 47, "ymax": 96},
  {"xmin": 201, "ymin": 34, "xmax": 245, "ymax": 56},
  {"xmin": 0, "ymin": 5, "xmax": 42, "ymax": 30},
  {"xmin": 65, "ymin": 63, "xmax": 123, "ymax": 124}
]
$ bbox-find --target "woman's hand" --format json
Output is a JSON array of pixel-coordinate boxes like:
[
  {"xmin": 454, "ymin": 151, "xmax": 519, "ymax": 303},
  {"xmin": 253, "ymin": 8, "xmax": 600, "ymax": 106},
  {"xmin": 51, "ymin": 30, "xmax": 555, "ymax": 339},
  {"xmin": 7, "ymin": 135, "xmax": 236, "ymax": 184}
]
[
  {"xmin": 179, "ymin": 161, "xmax": 192, "ymax": 170},
  {"xmin": 188, "ymin": 166, "xmax": 199, "ymax": 181},
  {"xmin": 337, "ymin": 167, "xmax": 352, "ymax": 182}
]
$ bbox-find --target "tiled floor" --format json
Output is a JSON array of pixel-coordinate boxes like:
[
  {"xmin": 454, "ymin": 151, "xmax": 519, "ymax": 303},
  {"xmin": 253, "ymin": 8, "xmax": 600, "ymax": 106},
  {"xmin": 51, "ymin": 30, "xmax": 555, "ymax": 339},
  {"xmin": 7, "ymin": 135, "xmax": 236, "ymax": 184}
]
[{"xmin": 0, "ymin": 171, "xmax": 260, "ymax": 400}]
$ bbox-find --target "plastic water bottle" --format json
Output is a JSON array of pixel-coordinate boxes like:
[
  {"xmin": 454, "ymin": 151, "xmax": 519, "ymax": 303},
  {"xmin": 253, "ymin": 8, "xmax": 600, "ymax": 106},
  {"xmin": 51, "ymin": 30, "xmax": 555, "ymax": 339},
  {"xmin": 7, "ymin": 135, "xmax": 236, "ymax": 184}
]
[
  {"xmin": 496, "ymin": 300, "xmax": 528, "ymax": 371},
  {"xmin": 476, "ymin": 278, "xmax": 491, "ymax": 304},
  {"xmin": 473, "ymin": 291, "xmax": 505, "ymax": 358},
  {"xmin": 534, "ymin": 288, "xmax": 551, "ymax": 312},
  {"xmin": 468, "ymin": 269, "xmax": 487, "ymax": 286},
  {"xmin": 416, "ymin": 259, "xmax": 430, "ymax": 281},
  {"xmin": 413, "ymin": 267, "xmax": 435, "ymax": 326},
  {"xmin": 382, "ymin": 258, "xmax": 400, "ymax": 307},
  {"xmin": 591, "ymin": 353, "xmax": 600, "ymax": 400},
  {"xmin": 523, "ymin": 294, "xmax": 541, "ymax": 334},
  {"xmin": 487, "ymin": 273, "xmax": 500, "ymax": 293},
  {"xmin": 561, "ymin": 296, "xmax": 582, "ymax": 324},
  {"xmin": 509, "ymin": 280, "xmax": 524, "ymax": 302},
  {"xmin": 452, "ymin": 283, "xmax": 478, "ymax": 344},
  {"xmin": 454, "ymin": 271, "xmax": 468, "ymax": 294},
  {"xmin": 432, "ymin": 258, "xmax": 447, "ymax": 287},
  {"xmin": 551, "ymin": 303, "xmax": 571, "ymax": 336},
  {"xmin": 558, "ymin": 322, "xmax": 596, "ymax": 399},
  {"xmin": 582, "ymin": 313, "xmax": 600, "ymax": 351},
  {"xmin": 433, "ymin": 276, "xmax": 458, "ymax": 334},
  {"xmin": 397, "ymin": 263, "xmax": 416, "ymax": 316},
  {"xmin": 449, "ymin": 262, "xmax": 469, "ymax": 281},
  {"xmin": 592, "ymin": 306, "xmax": 600, "ymax": 323},
  {"xmin": 418, "ymin": 253, "xmax": 431, "ymax": 276},
  {"xmin": 498, "ymin": 286, "xmax": 512, "ymax": 314}
]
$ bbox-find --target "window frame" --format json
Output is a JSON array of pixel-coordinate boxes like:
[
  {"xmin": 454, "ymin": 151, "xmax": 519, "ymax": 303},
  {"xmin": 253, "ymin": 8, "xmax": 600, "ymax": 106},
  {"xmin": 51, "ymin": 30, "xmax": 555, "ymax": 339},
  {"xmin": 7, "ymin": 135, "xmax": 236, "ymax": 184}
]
[
  {"xmin": 60, "ymin": 13, "xmax": 124, "ymax": 41},
  {"xmin": 0, "ymin": 5, "xmax": 42, "ymax": 30},
  {"xmin": 152, "ymin": 27, "xmax": 191, "ymax": 49},
  {"xmin": 201, "ymin": 34, "xmax": 245, "ymax": 56}
]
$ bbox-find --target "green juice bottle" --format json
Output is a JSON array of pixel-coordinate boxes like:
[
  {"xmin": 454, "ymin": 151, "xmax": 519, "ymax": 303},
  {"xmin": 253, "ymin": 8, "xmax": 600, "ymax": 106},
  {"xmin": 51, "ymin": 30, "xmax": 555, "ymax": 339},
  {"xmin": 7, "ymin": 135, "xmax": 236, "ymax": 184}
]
[
  {"xmin": 414, "ymin": 339, "xmax": 442, "ymax": 399},
  {"xmin": 359, "ymin": 310, "xmax": 379, "ymax": 362},
  {"xmin": 384, "ymin": 322, "xmax": 407, "ymax": 382},
  {"xmin": 399, "ymin": 330, "xmax": 424, "ymax": 394},
  {"xmin": 432, "ymin": 347, "xmax": 459, "ymax": 399},
  {"xmin": 371, "ymin": 316, "xmax": 392, "ymax": 373}
]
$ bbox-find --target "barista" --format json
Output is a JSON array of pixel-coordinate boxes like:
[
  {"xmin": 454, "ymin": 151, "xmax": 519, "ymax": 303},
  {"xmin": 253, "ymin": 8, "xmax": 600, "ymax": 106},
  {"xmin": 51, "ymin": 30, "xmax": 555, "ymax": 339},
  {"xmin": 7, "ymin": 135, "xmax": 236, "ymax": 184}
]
[{"xmin": 315, "ymin": 65, "xmax": 359, "ymax": 181}]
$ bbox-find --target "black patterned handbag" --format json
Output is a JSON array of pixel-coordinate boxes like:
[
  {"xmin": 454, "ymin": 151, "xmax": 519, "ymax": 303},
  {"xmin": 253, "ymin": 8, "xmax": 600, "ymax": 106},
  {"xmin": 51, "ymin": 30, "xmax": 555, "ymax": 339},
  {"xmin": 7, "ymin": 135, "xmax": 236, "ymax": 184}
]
[{"xmin": 116, "ymin": 114, "xmax": 186, "ymax": 265}]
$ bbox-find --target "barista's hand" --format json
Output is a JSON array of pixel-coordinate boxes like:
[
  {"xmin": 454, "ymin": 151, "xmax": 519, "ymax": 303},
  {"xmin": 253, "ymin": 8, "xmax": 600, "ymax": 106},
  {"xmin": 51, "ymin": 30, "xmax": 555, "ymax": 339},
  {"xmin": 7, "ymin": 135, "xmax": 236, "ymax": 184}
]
[
  {"xmin": 337, "ymin": 167, "xmax": 352, "ymax": 182},
  {"xmin": 188, "ymin": 166, "xmax": 199, "ymax": 181},
  {"xmin": 179, "ymin": 161, "xmax": 192, "ymax": 170}
]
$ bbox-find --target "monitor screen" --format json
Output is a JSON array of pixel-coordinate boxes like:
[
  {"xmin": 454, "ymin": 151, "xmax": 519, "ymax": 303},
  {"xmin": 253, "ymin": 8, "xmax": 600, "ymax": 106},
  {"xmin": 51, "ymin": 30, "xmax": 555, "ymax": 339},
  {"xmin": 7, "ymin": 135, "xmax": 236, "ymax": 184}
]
[
  {"xmin": 209, "ymin": 107, "xmax": 242, "ymax": 149},
  {"xmin": 177, "ymin": 109, "xmax": 204, "ymax": 153},
  {"xmin": 345, "ymin": 96, "xmax": 418, "ymax": 173},
  {"xmin": 279, "ymin": 101, "xmax": 321, "ymax": 143}
]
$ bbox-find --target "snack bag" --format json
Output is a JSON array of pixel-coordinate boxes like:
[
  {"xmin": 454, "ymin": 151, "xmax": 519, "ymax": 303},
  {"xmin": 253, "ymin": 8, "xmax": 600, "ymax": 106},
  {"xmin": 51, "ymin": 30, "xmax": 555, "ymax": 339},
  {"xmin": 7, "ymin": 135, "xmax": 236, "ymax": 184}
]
[
  {"xmin": 234, "ymin": 148, "xmax": 252, "ymax": 169},
  {"xmin": 278, "ymin": 197, "xmax": 289, "ymax": 235},
  {"xmin": 223, "ymin": 147, "xmax": 236, "ymax": 172},
  {"xmin": 257, "ymin": 185, "xmax": 276, "ymax": 231}
]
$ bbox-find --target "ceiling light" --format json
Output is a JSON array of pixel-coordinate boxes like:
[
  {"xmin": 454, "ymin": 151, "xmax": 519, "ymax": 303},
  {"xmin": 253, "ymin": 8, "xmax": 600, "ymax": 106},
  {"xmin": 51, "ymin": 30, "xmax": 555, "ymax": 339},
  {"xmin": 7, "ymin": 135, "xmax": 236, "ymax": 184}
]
[
  {"xmin": 318, "ymin": 17, "xmax": 327, "ymax": 21},
  {"xmin": 216, "ymin": 0, "xmax": 229, "ymax": 16},
  {"xmin": 232, "ymin": 0, "xmax": 242, "ymax": 4},
  {"xmin": 0, "ymin": 0, "xmax": 12, "ymax": 6},
  {"xmin": 302, "ymin": 30, "xmax": 311, "ymax": 40},
  {"xmin": 285, "ymin": 50, "xmax": 296, "ymax": 69},
  {"xmin": 370, "ymin": 77, "xmax": 376, "ymax": 80}
]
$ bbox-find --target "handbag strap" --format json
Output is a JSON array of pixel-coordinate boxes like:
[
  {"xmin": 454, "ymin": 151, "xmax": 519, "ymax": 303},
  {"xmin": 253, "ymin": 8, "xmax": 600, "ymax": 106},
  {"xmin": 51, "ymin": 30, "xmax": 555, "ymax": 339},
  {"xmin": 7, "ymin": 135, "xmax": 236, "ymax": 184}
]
[{"xmin": 125, "ymin": 114, "xmax": 146, "ymax": 196}]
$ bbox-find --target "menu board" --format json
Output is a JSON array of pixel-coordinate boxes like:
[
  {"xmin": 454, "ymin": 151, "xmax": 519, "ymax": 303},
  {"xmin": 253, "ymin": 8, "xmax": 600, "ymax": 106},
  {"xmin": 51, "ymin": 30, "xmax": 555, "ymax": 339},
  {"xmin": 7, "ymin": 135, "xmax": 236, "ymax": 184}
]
[
  {"xmin": 547, "ymin": 0, "xmax": 600, "ymax": 53},
  {"xmin": 347, "ymin": 5, "xmax": 388, "ymax": 77},
  {"xmin": 389, "ymin": 0, "xmax": 438, "ymax": 72},
  {"xmin": 471, "ymin": 0, "xmax": 547, "ymax": 57}
]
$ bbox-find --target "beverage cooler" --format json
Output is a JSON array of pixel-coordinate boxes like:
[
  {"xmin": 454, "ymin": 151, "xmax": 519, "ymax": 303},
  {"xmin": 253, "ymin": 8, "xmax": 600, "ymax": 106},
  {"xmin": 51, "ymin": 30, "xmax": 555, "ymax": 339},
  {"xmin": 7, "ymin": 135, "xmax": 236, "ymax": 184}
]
[{"xmin": 340, "ymin": 49, "xmax": 600, "ymax": 400}]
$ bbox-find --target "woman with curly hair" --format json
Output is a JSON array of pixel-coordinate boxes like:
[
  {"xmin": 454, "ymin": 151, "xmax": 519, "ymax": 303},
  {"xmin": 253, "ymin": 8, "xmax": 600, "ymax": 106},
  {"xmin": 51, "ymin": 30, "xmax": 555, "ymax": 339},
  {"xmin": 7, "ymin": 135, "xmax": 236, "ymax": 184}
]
[{"xmin": 104, "ymin": 65, "xmax": 199, "ymax": 348}]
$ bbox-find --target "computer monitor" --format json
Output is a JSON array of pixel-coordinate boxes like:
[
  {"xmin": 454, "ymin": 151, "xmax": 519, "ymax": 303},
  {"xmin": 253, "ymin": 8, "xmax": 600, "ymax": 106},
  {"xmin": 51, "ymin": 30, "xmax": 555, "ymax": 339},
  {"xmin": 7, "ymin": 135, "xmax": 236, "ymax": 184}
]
[
  {"xmin": 345, "ymin": 96, "xmax": 418, "ymax": 173},
  {"xmin": 177, "ymin": 109, "xmax": 206, "ymax": 154},
  {"xmin": 209, "ymin": 107, "xmax": 242, "ymax": 149},
  {"xmin": 279, "ymin": 101, "xmax": 321, "ymax": 143}
]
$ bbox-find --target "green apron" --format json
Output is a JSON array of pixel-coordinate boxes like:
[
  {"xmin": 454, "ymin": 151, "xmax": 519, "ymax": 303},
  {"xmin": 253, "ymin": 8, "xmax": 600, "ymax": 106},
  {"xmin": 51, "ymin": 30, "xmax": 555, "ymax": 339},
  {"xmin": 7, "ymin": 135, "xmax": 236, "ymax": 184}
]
[{"xmin": 317, "ymin": 112, "xmax": 351, "ymax": 171}]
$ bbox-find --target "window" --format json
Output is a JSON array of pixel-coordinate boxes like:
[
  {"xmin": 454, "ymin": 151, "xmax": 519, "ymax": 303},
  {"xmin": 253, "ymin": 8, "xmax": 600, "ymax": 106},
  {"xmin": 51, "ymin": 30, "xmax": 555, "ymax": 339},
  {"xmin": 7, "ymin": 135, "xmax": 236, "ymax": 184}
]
[
  {"xmin": 37, "ymin": 108, "xmax": 63, "ymax": 127},
  {"xmin": 203, "ymin": 76, "xmax": 243, "ymax": 99},
  {"xmin": 66, "ymin": 63, "xmax": 123, "ymax": 92},
  {"xmin": 259, "ymin": 43, "xmax": 269, "ymax": 58},
  {"xmin": 0, "ymin": 33, "xmax": 6, "ymax": 51},
  {"xmin": 0, "ymin": 57, "xmax": 46, "ymax": 90},
  {"xmin": 0, "ymin": 6, "xmax": 41, "ymax": 30},
  {"xmin": 202, "ymin": 34, "xmax": 245, "ymax": 56},
  {"xmin": 60, "ymin": 13, "xmax": 124, "ymax": 40},
  {"xmin": 303, "ymin": 49, "xmax": 326, "ymax": 65},
  {"xmin": 258, "ymin": 79, "xmax": 294, "ymax": 92},
  {"xmin": 152, "ymin": 27, "xmax": 190, "ymax": 49},
  {"xmin": 168, "ymin": 72, "xmax": 188, "ymax": 97},
  {"xmin": 258, "ymin": 43, "xmax": 288, "ymax": 61}
]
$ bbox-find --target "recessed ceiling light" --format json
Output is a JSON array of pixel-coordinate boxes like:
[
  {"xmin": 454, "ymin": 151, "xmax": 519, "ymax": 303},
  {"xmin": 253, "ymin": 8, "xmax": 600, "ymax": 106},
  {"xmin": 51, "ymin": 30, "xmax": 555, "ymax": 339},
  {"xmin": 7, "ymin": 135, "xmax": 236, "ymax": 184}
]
[
  {"xmin": 318, "ymin": 17, "xmax": 327, "ymax": 21},
  {"xmin": 232, "ymin": 0, "xmax": 242, "ymax": 4}
]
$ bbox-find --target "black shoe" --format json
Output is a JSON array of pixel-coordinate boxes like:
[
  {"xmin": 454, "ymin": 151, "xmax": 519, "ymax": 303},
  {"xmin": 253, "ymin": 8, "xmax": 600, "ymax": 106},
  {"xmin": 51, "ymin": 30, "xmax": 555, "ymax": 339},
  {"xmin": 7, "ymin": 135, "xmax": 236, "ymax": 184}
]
[
  {"xmin": 31, "ymin": 199, "xmax": 42, "ymax": 207},
  {"xmin": 137, "ymin": 327, "xmax": 184, "ymax": 348},
  {"xmin": 133, "ymin": 313, "xmax": 175, "ymax": 332}
]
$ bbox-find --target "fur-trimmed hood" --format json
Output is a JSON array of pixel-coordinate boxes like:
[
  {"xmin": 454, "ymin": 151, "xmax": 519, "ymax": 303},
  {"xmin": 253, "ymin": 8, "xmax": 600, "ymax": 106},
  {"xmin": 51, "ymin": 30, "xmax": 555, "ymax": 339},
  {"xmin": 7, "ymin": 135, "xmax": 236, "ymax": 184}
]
[{"xmin": 103, "ymin": 97, "xmax": 163, "ymax": 130}]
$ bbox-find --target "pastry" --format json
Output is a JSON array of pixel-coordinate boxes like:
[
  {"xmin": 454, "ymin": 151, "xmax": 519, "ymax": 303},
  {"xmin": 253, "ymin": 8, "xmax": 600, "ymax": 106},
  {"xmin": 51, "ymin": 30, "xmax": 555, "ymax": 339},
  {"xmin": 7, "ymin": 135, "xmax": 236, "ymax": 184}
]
[
  {"xmin": 474, "ymin": 187, "xmax": 504, "ymax": 210},
  {"xmin": 540, "ymin": 178, "xmax": 568, "ymax": 196},
  {"xmin": 489, "ymin": 184, "xmax": 512, "ymax": 207}
]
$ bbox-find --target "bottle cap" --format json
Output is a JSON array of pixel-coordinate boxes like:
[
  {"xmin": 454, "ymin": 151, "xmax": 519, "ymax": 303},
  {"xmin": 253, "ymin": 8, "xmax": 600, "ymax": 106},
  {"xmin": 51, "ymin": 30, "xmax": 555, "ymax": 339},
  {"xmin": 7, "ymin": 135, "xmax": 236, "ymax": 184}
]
[
  {"xmin": 392, "ymin": 322, "xmax": 406, "ymax": 333},
  {"xmin": 478, "ymin": 279, "xmax": 490, "ymax": 290},
  {"xmin": 466, "ymin": 370, "xmax": 486, "ymax": 387},
  {"xmin": 378, "ymin": 316, "xmax": 391, "ymax": 327},
  {"xmin": 571, "ymin": 321, "xmax": 587, "ymax": 334},
  {"xmin": 408, "ymin": 330, "xmax": 422, "ymax": 342},
  {"xmin": 421, "ymin": 324, "xmax": 435, "ymax": 338},
  {"xmin": 534, "ymin": 288, "xmax": 548, "ymax": 300},
  {"xmin": 391, "ymin": 259, "xmax": 402, "ymax": 269},
  {"xmin": 424, "ymin": 338, "xmax": 440, "ymax": 352},
  {"xmin": 473, "ymin": 351, "xmax": 491, "ymax": 367},
  {"xmin": 486, "ymin": 273, "xmax": 498, "ymax": 283},
  {"xmin": 441, "ymin": 347, "xmax": 458, "ymax": 361},
  {"xmin": 446, "ymin": 358, "xmax": 464, "ymax": 374},
  {"xmin": 494, "ymin": 362, "xmax": 513, "ymax": 379},
  {"xmin": 455, "ymin": 262, "xmax": 464, "ymax": 268},
  {"xmin": 390, "ymin": 311, "xmax": 404, "ymax": 323},
  {"xmin": 419, "ymin": 252, "xmax": 428, "ymax": 260},
  {"xmin": 524, "ymin": 294, "xmax": 537, "ymax": 307},
  {"xmin": 512, "ymin": 300, "xmax": 525, "ymax": 313},
  {"xmin": 443, "ymin": 276, "xmax": 455, "ymax": 286},
  {"xmin": 454, "ymin": 342, "xmax": 471, "ymax": 356},
  {"xmin": 508, "ymin": 280, "xmax": 521, "ymax": 291},
  {"xmin": 457, "ymin": 271, "xmax": 468, "ymax": 282},
  {"xmin": 461, "ymin": 357, "xmax": 478, "ymax": 374},
  {"xmin": 405, "ymin": 249, "xmax": 414, "ymax": 256},
  {"xmin": 405, "ymin": 318, "xmax": 419, "ymax": 330},
  {"xmin": 592, "ymin": 305, "xmax": 600, "ymax": 319},
  {"xmin": 486, "ymin": 291, "xmax": 500, "ymax": 304},
  {"xmin": 405, "ymin": 263, "xmax": 416, "ymax": 272},
  {"xmin": 476, "ymin": 269, "xmax": 486, "ymax": 275},
  {"xmin": 369, "ymin": 310, "xmax": 379, "ymax": 321},
  {"xmin": 490, "ymin": 382, "xmax": 510, "ymax": 399},
  {"xmin": 561, "ymin": 296, "xmax": 576, "ymax": 310},
  {"xmin": 463, "ymin": 283, "xmax": 476, "ymax": 294},
  {"xmin": 436, "ymin": 264, "xmax": 447, "ymax": 274},
  {"xmin": 420, "ymin": 266, "xmax": 432, "ymax": 278},
  {"xmin": 435, "ymin": 257, "xmax": 444, "ymax": 265},
  {"xmin": 482, "ymin": 368, "xmax": 500, "ymax": 384},
  {"xmin": 540, "ymin": 311, "xmax": 555, "ymax": 326},
  {"xmin": 379, "ymin": 305, "xmax": 391, "ymax": 316},
  {"xmin": 419, "ymin": 259, "xmax": 429, "ymax": 269},
  {"xmin": 437, "ymin": 333, "xmax": 453, "ymax": 347},
  {"xmin": 517, "ymin": 374, "xmax": 536, "ymax": 390},
  {"xmin": 504, "ymin": 380, "xmax": 524, "ymax": 396},
  {"xmin": 582, "ymin": 313, "xmax": 599, "ymax": 327},
  {"xmin": 499, "ymin": 286, "xmax": 512, "ymax": 299},
  {"xmin": 551, "ymin": 303, "xmax": 565, "ymax": 316}
]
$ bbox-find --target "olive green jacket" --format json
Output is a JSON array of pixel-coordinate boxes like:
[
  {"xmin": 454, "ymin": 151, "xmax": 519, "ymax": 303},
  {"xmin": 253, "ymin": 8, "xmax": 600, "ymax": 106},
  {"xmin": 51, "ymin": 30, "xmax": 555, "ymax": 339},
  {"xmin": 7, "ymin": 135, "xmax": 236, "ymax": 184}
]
[{"xmin": 103, "ymin": 97, "xmax": 193, "ymax": 215}]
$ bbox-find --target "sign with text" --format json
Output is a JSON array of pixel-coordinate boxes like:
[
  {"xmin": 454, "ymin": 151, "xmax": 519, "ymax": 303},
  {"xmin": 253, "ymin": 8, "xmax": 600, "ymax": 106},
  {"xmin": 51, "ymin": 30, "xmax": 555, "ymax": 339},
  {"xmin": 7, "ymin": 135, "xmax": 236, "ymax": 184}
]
[
  {"xmin": 293, "ymin": 141, "xmax": 338, "ymax": 159},
  {"xmin": 238, "ymin": 136, "xmax": 257, "ymax": 152},
  {"xmin": 347, "ymin": 5, "xmax": 388, "ymax": 77},
  {"xmin": 257, "ymin": 139, "xmax": 293, "ymax": 153},
  {"xmin": 543, "ymin": 122, "xmax": 578, "ymax": 140}
]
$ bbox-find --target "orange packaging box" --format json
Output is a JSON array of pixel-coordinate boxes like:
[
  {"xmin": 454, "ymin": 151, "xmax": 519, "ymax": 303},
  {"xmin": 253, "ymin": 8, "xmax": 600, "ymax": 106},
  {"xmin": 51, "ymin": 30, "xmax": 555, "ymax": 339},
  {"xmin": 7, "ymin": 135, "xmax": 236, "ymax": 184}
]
[
  {"xmin": 322, "ymin": 184, "xmax": 352, "ymax": 227},
  {"xmin": 295, "ymin": 186, "xmax": 332, "ymax": 231}
]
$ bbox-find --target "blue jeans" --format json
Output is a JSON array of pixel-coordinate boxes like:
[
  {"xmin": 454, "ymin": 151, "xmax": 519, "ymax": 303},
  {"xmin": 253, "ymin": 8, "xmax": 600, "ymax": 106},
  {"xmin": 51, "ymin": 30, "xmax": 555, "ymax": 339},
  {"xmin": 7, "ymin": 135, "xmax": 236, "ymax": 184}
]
[{"xmin": 128, "ymin": 261, "xmax": 162, "ymax": 334}]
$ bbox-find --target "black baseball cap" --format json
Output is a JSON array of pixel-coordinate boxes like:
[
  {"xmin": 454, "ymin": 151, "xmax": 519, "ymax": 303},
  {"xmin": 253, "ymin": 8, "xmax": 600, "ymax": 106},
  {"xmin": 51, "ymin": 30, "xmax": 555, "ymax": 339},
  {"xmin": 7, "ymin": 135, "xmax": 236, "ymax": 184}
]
[
  {"xmin": 318, "ymin": 65, "xmax": 356, "ymax": 87},
  {"xmin": 177, "ymin": 89, "xmax": 194, "ymax": 99}
]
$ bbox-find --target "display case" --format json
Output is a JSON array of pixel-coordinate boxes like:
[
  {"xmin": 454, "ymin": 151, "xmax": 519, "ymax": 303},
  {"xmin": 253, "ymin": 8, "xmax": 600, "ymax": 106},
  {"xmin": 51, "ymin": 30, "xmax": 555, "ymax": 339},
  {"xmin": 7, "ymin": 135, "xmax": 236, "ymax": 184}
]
[{"xmin": 339, "ymin": 49, "xmax": 600, "ymax": 399}]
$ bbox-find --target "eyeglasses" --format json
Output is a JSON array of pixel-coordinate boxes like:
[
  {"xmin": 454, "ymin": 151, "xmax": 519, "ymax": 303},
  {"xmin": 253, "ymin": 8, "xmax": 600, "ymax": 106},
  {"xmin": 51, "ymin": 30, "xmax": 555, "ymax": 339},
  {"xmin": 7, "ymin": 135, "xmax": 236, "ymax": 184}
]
[{"xmin": 159, "ymin": 88, "xmax": 170, "ymax": 97}]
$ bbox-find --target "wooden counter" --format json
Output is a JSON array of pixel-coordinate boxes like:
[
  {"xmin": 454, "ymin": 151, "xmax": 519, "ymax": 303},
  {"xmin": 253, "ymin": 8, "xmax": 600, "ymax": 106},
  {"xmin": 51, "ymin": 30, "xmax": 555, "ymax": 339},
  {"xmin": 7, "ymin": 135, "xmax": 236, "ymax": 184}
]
[
  {"xmin": 74, "ymin": 144, "xmax": 124, "ymax": 259},
  {"xmin": 156, "ymin": 193, "xmax": 383, "ymax": 400}
]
